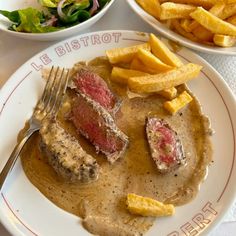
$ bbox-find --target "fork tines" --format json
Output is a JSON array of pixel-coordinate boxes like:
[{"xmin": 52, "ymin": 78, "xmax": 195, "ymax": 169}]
[{"xmin": 38, "ymin": 66, "xmax": 70, "ymax": 119}]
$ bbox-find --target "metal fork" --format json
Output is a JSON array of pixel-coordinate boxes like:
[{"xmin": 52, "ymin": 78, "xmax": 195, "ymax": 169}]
[{"xmin": 0, "ymin": 66, "xmax": 70, "ymax": 190}]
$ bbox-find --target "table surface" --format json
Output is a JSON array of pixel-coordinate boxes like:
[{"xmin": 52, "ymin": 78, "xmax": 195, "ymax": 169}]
[{"xmin": 0, "ymin": 0, "xmax": 236, "ymax": 235}]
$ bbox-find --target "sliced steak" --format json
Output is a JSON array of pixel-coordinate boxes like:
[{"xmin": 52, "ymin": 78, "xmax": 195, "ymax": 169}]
[
  {"xmin": 71, "ymin": 67, "xmax": 120, "ymax": 114},
  {"xmin": 70, "ymin": 93, "xmax": 129, "ymax": 164},
  {"xmin": 40, "ymin": 118, "xmax": 99, "ymax": 183},
  {"xmin": 146, "ymin": 117, "xmax": 185, "ymax": 173}
]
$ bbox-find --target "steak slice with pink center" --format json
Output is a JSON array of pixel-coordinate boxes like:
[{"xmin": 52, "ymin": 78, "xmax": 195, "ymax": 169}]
[
  {"xmin": 146, "ymin": 117, "xmax": 186, "ymax": 173},
  {"xmin": 70, "ymin": 93, "xmax": 128, "ymax": 163},
  {"xmin": 72, "ymin": 68, "xmax": 120, "ymax": 114}
]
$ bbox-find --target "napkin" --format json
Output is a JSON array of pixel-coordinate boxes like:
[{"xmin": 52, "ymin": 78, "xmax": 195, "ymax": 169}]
[{"xmin": 198, "ymin": 53, "xmax": 236, "ymax": 96}]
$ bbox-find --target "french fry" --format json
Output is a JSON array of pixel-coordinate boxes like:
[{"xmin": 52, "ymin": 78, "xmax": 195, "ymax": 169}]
[
  {"xmin": 180, "ymin": 3, "xmax": 223, "ymax": 34},
  {"xmin": 217, "ymin": 3, "xmax": 236, "ymax": 19},
  {"xmin": 171, "ymin": 19, "xmax": 199, "ymax": 42},
  {"xmin": 111, "ymin": 67, "xmax": 149, "ymax": 85},
  {"xmin": 227, "ymin": 15, "xmax": 236, "ymax": 25},
  {"xmin": 170, "ymin": 2, "xmax": 233, "ymax": 45},
  {"xmin": 130, "ymin": 57, "xmax": 157, "ymax": 74},
  {"xmin": 213, "ymin": 34, "xmax": 236, "ymax": 47},
  {"xmin": 190, "ymin": 7, "xmax": 236, "ymax": 36},
  {"xmin": 208, "ymin": 2, "xmax": 226, "ymax": 16},
  {"xmin": 159, "ymin": 0, "xmax": 218, "ymax": 9},
  {"xmin": 137, "ymin": 48, "xmax": 173, "ymax": 72},
  {"xmin": 106, "ymin": 43, "xmax": 151, "ymax": 64},
  {"xmin": 180, "ymin": 19, "xmax": 194, "ymax": 32},
  {"xmin": 181, "ymin": 19, "xmax": 199, "ymax": 32},
  {"xmin": 192, "ymin": 25, "xmax": 213, "ymax": 42},
  {"xmin": 128, "ymin": 63, "xmax": 202, "ymax": 93},
  {"xmin": 158, "ymin": 87, "xmax": 178, "ymax": 99},
  {"xmin": 227, "ymin": 0, "xmax": 236, "ymax": 3},
  {"xmin": 127, "ymin": 193, "xmax": 175, "ymax": 217},
  {"xmin": 136, "ymin": 0, "xmax": 161, "ymax": 19},
  {"xmin": 163, "ymin": 90, "xmax": 193, "ymax": 114},
  {"xmin": 160, "ymin": 2, "xmax": 196, "ymax": 20},
  {"xmin": 179, "ymin": 2, "xmax": 226, "ymax": 35},
  {"xmin": 149, "ymin": 33, "xmax": 183, "ymax": 67},
  {"xmin": 190, "ymin": 3, "xmax": 226, "ymax": 42}
]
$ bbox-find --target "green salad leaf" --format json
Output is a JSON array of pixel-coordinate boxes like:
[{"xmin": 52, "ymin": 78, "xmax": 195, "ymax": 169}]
[
  {"xmin": 0, "ymin": 8, "xmax": 61, "ymax": 33},
  {"xmin": 39, "ymin": 0, "xmax": 74, "ymax": 8},
  {"xmin": 98, "ymin": 0, "xmax": 110, "ymax": 8},
  {"xmin": 38, "ymin": 0, "xmax": 58, "ymax": 8},
  {"xmin": 0, "ymin": 0, "xmax": 110, "ymax": 33},
  {"xmin": 74, "ymin": 0, "xmax": 90, "ymax": 9},
  {"xmin": 0, "ymin": 10, "xmax": 20, "ymax": 23},
  {"xmin": 59, "ymin": 1, "xmax": 90, "ymax": 23}
]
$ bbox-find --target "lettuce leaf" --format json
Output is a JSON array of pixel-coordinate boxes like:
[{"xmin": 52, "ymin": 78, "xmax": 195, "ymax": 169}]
[
  {"xmin": 39, "ymin": 0, "xmax": 74, "ymax": 8},
  {"xmin": 0, "ymin": 10, "xmax": 20, "ymax": 23},
  {"xmin": 98, "ymin": 0, "xmax": 110, "ymax": 8},
  {"xmin": 59, "ymin": 1, "xmax": 90, "ymax": 23},
  {"xmin": 0, "ymin": 8, "xmax": 61, "ymax": 33}
]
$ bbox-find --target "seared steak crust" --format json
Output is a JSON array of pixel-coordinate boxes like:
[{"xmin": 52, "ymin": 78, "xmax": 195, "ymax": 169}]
[
  {"xmin": 70, "ymin": 93, "xmax": 129, "ymax": 163},
  {"xmin": 72, "ymin": 67, "xmax": 121, "ymax": 114},
  {"xmin": 146, "ymin": 117, "xmax": 186, "ymax": 173},
  {"xmin": 40, "ymin": 119, "xmax": 99, "ymax": 182}
]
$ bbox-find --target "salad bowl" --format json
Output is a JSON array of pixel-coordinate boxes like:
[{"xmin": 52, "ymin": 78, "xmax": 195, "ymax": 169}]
[{"xmin": 0, "ymin": 0, "xmax": 115, "ymax": 41}]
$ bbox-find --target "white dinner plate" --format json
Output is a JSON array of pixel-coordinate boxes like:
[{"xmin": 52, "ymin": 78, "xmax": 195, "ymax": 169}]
[
  {"xmin": 126, "ymin": 0, "xmax": 236, "ymax": 55},
  {"xmin": 0, "ymin": 0, "xmax": 115, "ymax": 41},
  {"xmin": 0, "ymin": 30, "xmax": 236, "ymax": 236}
]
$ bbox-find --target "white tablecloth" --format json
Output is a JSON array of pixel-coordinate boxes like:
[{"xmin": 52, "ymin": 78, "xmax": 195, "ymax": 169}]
[{"xmin": 0, "ymin": 0, "xmax": 236, "ymax": 235}]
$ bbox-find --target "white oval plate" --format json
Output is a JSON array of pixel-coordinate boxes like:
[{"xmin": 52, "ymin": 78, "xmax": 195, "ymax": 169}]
[
  {"xmin": 126, "ymin": 0, "xmax": 236, "ymax": 55},
  {"xmin": 0, "ymin": 0, "xmax": 115, "ymax": 41},
  {"xmin": 0, "ymin": 30, "xmax": 236, "ymax": 236}
]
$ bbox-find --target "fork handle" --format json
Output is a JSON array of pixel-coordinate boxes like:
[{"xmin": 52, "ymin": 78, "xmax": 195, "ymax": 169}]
[{"xmin": 0, "ymin": 129, "xmax": 37, "ymax": 190}]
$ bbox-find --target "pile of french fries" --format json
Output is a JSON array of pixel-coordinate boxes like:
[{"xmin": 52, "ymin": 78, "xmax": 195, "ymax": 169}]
[
  {"xmin": 136, "ymin": 0, "xmax": 236, "ymax": 47},
  {"xmin": 106, "ymin": 34, "xmax": 201, "ymax": 115}
]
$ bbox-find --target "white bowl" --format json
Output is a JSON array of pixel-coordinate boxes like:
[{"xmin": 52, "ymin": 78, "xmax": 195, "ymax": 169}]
[
  {"xmin": 0, "ymin": 0, "xmax": 115, "ymax": 41},
  {"xmin": 127, "ymin": 0, "xmax": 236, "ymax": 55}
]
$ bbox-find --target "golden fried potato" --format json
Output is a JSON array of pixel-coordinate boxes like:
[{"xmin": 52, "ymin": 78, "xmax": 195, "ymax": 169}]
[
  {"xmin": 106, "ymin": 43, "xmax": 150, "ymax": 64},
  {"xmin": 227, "ymin": 15, "xmax": 236, "ymax": 25},
  {"xmin": 163, "ymin": 90, "xmax": 193, "ymax": 114},
  {"xmin": 136, "ymin": 0, "xmax": 161, "ymax": 19},
  {"xmin": 181, "ymin": 19, "xmax": 200, "ymax": 32},
  {"xmin": 209, "ymin": 2, "xmax": 226, "ymax": 16},
  {"xmin": 158, "ymin": 87, "xmax": 178, "ymax": 99},
  {"xmin": 159, "ymin": 0, "xmax": 217, "ymax": 9},
  {"xmin": 128, "ymin": 63, "xmax": 202, "ymax": 93},
  {"xmin": 127, "ymin": 193, "xmax": 175, "ymax": 217},
  {"xmin": 186, "ymin": 3, "xmax": 225, "ymax": 41},
  {"xmin": 179, "ymin": 3, "xmax": 225, "ymax": 33},
  {"xmin": 190, "ymin": 7, "xmax": 236, "ymax": 36},
  {"xmin": 180, "ymin": 19, "xmax": 193, "ymax": 32},
  {"xmin": 160, "ymin": 2, "xmax": 196, "ymax": 20},
  {"xmin": 111, "ymin": 67, "xmax": 149, "ymax": 85},
  {"xmin": 213, "ymin": 34, "xmax": 236, "ymax": 47},
  {"xmin": 192, "ymin": 25, "xmax": 214, "ymax": 42},
  {"xmin": 217, "ymin": 3, "xmax": 236, "ymax": 19},
  {"xmin": 187, "ymin": 3, "xmax": 228, "ymax": 42},
  {"xmin": 137, "ymin": 48, "xmax": 173, "ymax": 72},
  {"xmin": 149, "ymin": 33, "xmax": 183, "ymax": 67},
  {"xmin": 130, "ymin": 57, "xmax": 157, "ymax": 74},
  {"xmin": 171, "ymin": 19, "xmax": 199, "ymax": 41}
]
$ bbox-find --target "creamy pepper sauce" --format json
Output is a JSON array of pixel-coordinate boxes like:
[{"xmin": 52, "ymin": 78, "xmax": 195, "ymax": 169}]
[{"xmin": 20, "ymin": 57, "xmax": 212, "ymax": 236}]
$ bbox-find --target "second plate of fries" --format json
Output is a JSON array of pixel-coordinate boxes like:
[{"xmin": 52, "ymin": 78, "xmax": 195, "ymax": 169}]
[{"xmin": 127, "ymin": 0, "xmax": 236, "ymax": 55}]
